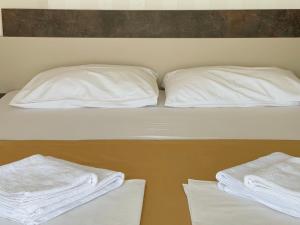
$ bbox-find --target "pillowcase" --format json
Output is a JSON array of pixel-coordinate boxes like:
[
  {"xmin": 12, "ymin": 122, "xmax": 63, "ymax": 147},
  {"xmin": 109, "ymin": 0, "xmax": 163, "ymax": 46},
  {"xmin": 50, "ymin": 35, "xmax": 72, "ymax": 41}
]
[
  {"xmin": 163, "ymin": 66, "xmax": 300, "ymax": 107},
  {"xmin": 10, "ymin": 64, "xmax": 159, "ymax": 108}
]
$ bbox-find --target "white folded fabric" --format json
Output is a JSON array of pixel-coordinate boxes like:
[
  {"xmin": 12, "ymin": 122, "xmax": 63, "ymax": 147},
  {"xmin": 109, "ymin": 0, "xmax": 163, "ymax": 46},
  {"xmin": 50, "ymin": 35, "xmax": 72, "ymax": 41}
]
[
  {"xmin": 244, "ymin": 157, "xmax": 300, "ymax": 198},
  {"xmin": 0, "ymin": 155, "xmax": 124, "ymax": 225},
  {"xmin": 216, "ymin": 152, "xmax": 300, "ymax": 218},
  {"xmin": 0, "ymin": 180, "xmax": 146, "ymax": 225},
  {"xmin": 183, "ymin": 180, "xmax": 300, "ymax": 225}
]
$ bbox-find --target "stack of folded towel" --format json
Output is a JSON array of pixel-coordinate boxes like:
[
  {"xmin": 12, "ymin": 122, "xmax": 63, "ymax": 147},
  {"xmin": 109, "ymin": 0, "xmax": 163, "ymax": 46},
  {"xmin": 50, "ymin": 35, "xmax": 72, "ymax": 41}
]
[
  {"xmin": 216, "ymin": 152, "xmax": 300, "ymax": 218},
  {"xmin": 0, "ymin": 155, "xmax": 124, "ymax": 225}
]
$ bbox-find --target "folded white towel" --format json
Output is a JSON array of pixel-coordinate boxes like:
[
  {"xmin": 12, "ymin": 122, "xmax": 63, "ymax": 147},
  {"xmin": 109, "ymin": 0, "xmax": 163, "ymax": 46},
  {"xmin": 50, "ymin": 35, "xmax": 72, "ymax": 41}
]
[
  {"xmin": 216, "ymin": 152, "xmax": 300, "ymax": 218},
  {"xmin": 0, "ymin": 155, "xmax": 124, "ymax": 225},
  {"xmin": 244, "ymin": 157, "xmax": 300, "ymax": 198},
  {"xmin": 0, "ymin": 155, "xmax": 98, "ymax": 201},
  {"xmin": 184, "ymin": 180, "xmax": 300, "ymax": 225},
  {"xmin": 0, "ymin": 180, "xmax": 146, "ymax": 225}
]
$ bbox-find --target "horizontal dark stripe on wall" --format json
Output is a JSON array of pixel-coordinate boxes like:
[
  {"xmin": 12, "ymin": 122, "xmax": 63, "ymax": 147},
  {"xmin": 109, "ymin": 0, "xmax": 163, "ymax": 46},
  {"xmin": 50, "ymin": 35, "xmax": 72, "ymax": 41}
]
[{"xmin": 2, "ymin": 9, "xmax": 300, "ymax": 38}]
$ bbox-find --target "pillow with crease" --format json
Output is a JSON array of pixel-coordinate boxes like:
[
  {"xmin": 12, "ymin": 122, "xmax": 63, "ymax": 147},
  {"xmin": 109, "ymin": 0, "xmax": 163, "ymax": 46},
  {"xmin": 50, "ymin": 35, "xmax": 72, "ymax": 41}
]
[
  {"xmin": 10, "ymin": 64, "xmax": 159, "ymax": 109},
  {"xmin": 163, "ymin": 66, "xmax": 300, "ymax": 107}
]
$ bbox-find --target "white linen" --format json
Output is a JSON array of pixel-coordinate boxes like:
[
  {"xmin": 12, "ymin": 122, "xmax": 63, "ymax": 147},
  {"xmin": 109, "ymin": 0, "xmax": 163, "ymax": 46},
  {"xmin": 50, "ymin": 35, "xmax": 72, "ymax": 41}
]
[
  {"xmin": 163, "ymin": 66, "xmax": 300, "ymax": 107},
  {"xmin": 243, "ymin": 156, "xmax": 300, "ymax": 216},
  {"xmin": 183, "ymin": 180, "xmax": 300, "ymax": 225},
  {"xmin": 244, "ymin": 157, "xmax": 300, "ymax": 196},
  {"xmin": 216, "ymin": 153, "xmax": 300, "ymax": 218},
  {"xmin": 10, "ymin": 64, "xmax": 159, "ymax": 108},
  {"xmin": 0, "ymin": 155, "xmax": 124, "ymax": 225},
  {"xmin": 1, "ymin": 91, "xmax": 300, "ymax": 140},
  {"xmin": 0, "ymin": 180, "xmax": 145, "ymax": 225}
]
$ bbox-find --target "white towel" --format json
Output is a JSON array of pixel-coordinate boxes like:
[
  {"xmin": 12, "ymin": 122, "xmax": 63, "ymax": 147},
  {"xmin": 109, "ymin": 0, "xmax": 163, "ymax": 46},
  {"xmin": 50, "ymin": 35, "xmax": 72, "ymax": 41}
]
[
  {"xmin": 183, "ymin": 180, "xmax": 300, "ymax": 225},
  {"xmin": 216, "ymin": 152, "xmax": 300, "ymax": 218},
  {"xmin": 0, "ymin": 180, "xmax": 146, "ymax": 225},
  {"xmin": 0, "ymin": 155, "xmax": 124, "ymax": 225},
  {"xmin": 244, "ymin": 157, "xmax": 300, "ymax": 198}
]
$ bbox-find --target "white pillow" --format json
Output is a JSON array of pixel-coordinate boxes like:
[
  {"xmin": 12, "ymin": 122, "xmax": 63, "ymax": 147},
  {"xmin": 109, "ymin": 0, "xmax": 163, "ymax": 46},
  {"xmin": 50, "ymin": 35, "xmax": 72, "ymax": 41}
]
[
  {"xmin": 10, "ymin": 64, "xmax": 159, "ymax": 108},
  {"xmin": 163, "ymin": 66, "xmax": 300, "ymax": 107}
]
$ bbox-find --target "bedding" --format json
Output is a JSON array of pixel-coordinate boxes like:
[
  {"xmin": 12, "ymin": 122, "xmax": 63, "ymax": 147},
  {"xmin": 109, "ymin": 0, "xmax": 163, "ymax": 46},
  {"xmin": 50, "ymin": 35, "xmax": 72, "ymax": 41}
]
[
  {"xmin": 1, "ymin": 91, "xmax": 300, "ymax": 140},
  {"xmin": 2, "ymin": 82, "xmax": 300, "ymax": 225},
  {"xmin": 216, "ymin": 152, "xmax": 300, "ymax": 218},
  {"xmin": 10, "ymin": 64, "xmax": 159, "ymax": 109},
  {"xmin": 183, "ymin": 180, "xmax": 300, "ymax": 225},
  {"xmin": 0, "ymin": 142, "xmax": 299, "ymax": 225},
  {"xmin": 163, "ymin": 66, "xmax": 300, "ymax": 107},
  {"xmin": 0, "ymin": 154, "xmax": 124, "ymax": 225},
  {"xmin": 0, "ymin": 179, "xmax": 145, "ymax": 225}
]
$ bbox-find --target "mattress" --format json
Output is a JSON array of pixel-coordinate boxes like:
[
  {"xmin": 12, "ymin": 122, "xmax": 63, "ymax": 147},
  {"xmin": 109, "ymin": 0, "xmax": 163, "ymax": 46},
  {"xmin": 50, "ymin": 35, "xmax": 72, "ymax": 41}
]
[
  {"xmin": 1, "ymin": 91, "xmax": 300, "ymax": 140},
  {"xmin": 0, "ymin": 179, "xmax": 145, "ymax": 225}
]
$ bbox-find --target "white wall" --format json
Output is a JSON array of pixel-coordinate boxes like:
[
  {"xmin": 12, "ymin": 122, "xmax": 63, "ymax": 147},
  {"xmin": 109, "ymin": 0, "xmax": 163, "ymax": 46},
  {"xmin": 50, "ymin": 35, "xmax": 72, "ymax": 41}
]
[
  {"xmin": 1, "ymin": 38, "xmax": 300, "ymax": 92},
  {"xmin": 0, "ymin": 0, "xmax": 48, "ymax": 8},
  {"xmin": 0, "ymin": 0, "xmax": 300, "ymax": 9}
]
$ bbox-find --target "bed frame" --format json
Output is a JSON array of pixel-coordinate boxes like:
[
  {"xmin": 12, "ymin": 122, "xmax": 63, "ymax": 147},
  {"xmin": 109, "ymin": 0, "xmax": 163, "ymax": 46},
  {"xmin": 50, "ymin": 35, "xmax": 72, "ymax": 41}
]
[{"xmin": 0, "ymin": 9, "xmax": 300, "ymax": 225}]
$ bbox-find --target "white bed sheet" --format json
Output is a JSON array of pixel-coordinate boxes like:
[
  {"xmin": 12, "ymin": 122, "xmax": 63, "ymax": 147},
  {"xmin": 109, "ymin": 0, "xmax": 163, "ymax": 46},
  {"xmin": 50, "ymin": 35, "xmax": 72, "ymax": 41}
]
[
  {"xmin": 184, "ymin": 180, "xmax": 300, "ymax": 225},
  {"xmin": 0, "ymin": 179, "xmax": 145, "ymax": 225},
  {"xmin": 1, "ymin": 91, "xmax": 300, "ymax": 140}
]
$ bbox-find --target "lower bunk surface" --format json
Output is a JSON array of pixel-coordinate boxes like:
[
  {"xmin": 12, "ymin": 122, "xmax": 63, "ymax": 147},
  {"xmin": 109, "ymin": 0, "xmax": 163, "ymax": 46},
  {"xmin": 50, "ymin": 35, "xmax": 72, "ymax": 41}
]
[{"xmin": 0, "ymin": 140, "xmax": 299, "ymax": 225}]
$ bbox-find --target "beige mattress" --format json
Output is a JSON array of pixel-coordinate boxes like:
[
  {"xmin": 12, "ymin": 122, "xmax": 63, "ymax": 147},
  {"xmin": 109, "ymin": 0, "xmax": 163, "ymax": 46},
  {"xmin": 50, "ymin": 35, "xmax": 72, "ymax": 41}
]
[{"xmin": 1, "ymin": 91, "xmax": 300, "ymax": 140}]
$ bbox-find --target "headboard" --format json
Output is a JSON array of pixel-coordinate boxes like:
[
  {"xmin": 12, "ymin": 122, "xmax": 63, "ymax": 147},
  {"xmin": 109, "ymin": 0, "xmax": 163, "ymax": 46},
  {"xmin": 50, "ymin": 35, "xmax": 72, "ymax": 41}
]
[
  {"xmin": 0, "ymin": 9, "xmax": 300, "ymax": 92},
  {"xmin": 2, "ymin": 9, "xmax": 300, "ymax": 37}
]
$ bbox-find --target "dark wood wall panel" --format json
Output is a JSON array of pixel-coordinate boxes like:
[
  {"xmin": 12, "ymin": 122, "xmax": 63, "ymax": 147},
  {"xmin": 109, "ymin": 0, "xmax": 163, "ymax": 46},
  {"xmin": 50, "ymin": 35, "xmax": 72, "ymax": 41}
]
[{"xmin": 2, "ymin": 9, "xmax": 300, "ymax": 38}]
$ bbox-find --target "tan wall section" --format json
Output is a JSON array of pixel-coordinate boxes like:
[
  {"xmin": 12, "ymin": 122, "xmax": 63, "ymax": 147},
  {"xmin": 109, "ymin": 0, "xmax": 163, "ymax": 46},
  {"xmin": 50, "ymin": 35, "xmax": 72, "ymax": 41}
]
[
  {"xmin": 0, "ymin": 0, "xmax": 300, "ymax": 9},
  {"xmin": 47, "ymin": 0, "xmax": 300, "ymax": 10},
  {"xmin": 0, "ymin": 37, "xmax": 300, "ymax": 92},
  {"xmin": 0, "ymin": 0, "xmax": 48, "ymax": 8}
]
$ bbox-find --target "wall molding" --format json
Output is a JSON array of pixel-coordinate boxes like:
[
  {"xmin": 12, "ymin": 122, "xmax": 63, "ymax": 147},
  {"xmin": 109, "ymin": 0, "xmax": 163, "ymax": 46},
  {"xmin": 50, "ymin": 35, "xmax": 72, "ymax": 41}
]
[{"xmin": 2, "ymin": 9, "xmax": 300, "ymax": 38}]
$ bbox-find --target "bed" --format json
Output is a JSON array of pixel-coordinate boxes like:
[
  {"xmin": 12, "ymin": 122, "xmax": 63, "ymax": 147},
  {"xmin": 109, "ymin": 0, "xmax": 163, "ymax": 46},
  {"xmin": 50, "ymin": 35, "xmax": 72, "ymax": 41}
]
[
  {"xmin": 1, "ymin": 91, "xmax": 300, "ymax": 225},
  {"xmin": 1, "ymin": 8, "xmax": 300, "ymax": 225}
]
